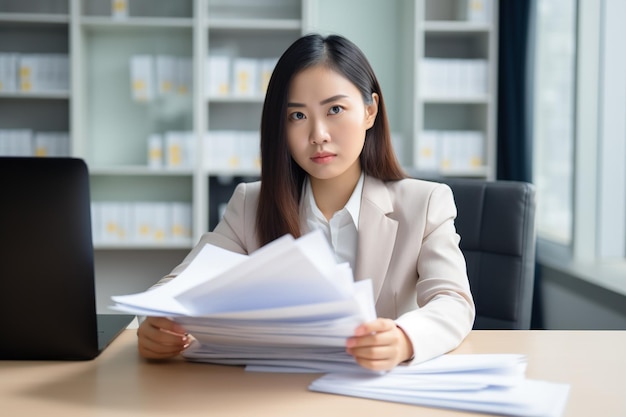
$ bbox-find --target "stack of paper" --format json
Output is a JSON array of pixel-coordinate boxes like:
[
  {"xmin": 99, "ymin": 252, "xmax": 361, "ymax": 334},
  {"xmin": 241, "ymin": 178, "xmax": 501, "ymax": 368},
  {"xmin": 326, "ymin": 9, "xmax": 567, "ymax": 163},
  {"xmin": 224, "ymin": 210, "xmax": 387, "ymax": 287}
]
[
  {"xmin": 310, "ymin": 354, "xmax": 570, "ymax": 417},
  {"xmin": 111, "ymin": 230, "xmax": 377, "ymax": 371}
]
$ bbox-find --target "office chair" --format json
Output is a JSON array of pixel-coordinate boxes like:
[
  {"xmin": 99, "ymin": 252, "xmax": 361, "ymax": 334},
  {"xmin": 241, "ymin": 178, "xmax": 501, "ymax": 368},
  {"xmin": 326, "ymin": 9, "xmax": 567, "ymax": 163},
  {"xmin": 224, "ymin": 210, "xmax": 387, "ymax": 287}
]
[{"xmin": 443, "ymin": 179, "xmax": 537, "ymax": 330}]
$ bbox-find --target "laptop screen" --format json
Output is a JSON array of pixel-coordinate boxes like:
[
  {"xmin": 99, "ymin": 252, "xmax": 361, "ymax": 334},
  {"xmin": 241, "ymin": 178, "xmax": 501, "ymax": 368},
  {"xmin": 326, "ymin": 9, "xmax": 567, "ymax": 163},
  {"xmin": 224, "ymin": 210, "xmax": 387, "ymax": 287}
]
[{"xmin": 0, "ymin": 157, "xmax": 114, "ymax": 360}]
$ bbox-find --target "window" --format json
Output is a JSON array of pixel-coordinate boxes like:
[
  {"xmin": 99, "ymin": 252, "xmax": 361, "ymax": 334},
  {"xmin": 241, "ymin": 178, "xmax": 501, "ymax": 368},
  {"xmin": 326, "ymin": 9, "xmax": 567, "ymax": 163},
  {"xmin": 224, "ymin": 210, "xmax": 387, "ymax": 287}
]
[
  {"xmin": 532, "ymin": 0, "xmax": 626, "ymax": 288},
  {"xmin": 531, "ymin": 0, "xmax": 577, "ymax": 246}
]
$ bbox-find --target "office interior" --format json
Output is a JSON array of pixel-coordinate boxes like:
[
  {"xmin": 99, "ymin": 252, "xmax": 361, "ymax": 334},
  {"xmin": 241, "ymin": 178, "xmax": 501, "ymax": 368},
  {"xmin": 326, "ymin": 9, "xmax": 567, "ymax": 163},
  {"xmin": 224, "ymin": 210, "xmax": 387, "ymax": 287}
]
[{"xmin": 0, "ymin": 0, "xmax": 624, "ymax": 331}]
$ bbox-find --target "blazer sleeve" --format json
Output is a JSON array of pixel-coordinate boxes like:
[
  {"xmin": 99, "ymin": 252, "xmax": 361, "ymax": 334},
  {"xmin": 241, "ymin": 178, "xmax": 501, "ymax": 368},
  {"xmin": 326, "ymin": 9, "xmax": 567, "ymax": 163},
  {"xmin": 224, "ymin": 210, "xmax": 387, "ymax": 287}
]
[{"xmin": 395, "ymin": 183, "xmax": 475, "ymax": 365}]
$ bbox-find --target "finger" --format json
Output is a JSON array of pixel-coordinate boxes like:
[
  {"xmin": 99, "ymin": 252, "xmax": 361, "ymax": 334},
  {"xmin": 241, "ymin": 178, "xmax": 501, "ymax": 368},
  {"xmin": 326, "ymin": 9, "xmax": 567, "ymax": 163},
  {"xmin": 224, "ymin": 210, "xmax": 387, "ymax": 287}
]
[
  {"xmin": 147, "ymin": 317, "xmax": 187, "ymax": 336},
  {"xmin": 353, "ymin": 318, "xmax": 396, "ymax": 336},
  {"xmin": 137, "ymin": 318, "xmax": 189, "ymax": 359},
  {"xmin": 139, "ymin": 325, "xmax": 188, "ymax": 348},
  {"xmin": 138, "ymin": 337, "xmax": 188, "ymax": 359}
]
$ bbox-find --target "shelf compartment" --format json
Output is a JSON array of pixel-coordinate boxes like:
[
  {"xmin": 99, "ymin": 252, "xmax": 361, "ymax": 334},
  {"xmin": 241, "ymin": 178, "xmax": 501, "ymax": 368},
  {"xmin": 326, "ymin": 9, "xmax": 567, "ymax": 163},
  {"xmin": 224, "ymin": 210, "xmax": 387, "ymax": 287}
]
[
  {"xmin": 80, "ymin": 16, "xmax": 193, "ymax": 30},
  {"xmin": 425, "ymin": 0, "xmax": 493, "ymax": 23},
  {"xmin": 89, "ymin": 174, "xmax": 193, "ymax": 202},
  {"xmin": 422, "ymin": 102, "xmax": 488, "ymax": 131},
  {"xmin": 80, "ymin": 27, "xmax": 193, "ymax": 167},
  {"xmin": 0, "ymin": 0, "xmax": 68, "ymax": 15},
  {"xmin": 0, "ymin": 23, "xmax": 68, "ymax": 54},
  {"xmin": 424, "ymin": 31, "xmax": 490, "ymax": 59},
  {"xmin": 207, "ymin": 174, "xmax": 259, "ymax": 231},
  {"xmin": 82, "ymin": 0, "xmax": 192, "ymax": 19},
  {"xmin": 207, "ymin": 0, "xmax": 301, "ymax": 21},
  {"xmin": 0, "ymin": 98, "xmax": 69, "ymax": 131}
]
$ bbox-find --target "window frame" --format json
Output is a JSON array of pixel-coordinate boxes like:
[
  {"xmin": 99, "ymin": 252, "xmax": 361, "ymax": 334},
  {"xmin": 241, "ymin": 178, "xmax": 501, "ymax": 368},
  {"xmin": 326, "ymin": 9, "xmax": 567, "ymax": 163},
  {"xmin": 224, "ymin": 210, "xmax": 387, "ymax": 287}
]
[{"xmin": 535, "ymin": 0, "xmax": 626, "ymax": 295}]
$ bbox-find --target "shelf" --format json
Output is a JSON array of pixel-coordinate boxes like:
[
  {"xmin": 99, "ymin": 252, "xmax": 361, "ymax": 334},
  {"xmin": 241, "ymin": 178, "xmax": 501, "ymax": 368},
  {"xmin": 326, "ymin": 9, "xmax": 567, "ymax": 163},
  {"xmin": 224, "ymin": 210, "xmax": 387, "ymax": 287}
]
[
  {"xmin": 80, "ymin": 16, "xmax": 193, "ymax": 29},
  {"xmin": 0, "ymin": 13, "xmax": 69, "ymax": 24},
  {"xmin": 206, "ymin": 169, "xmax": 261, "ymax": 177},
  {"xmin": 94, "ymin": 241, "xmax": 193, "ymax": 250},
  {"xmin": 421, "ymin": 95, "xmax": 491, "ymax": 104},
  {"xmin": 406, "ymin": 166, "xmax": 490, "ymax": 180},
  {"xmin": 208, "ymin": 18, "xmax": 301, "ymax": 31},
  {"xmin": 0, "ymin": 92, "xmax": 70, "ymax": 99},
  {"xmin": 89, "ymin": 166, "xmax": 194, "ymax": 176},
  {"xmin": 423, "ymin": 21, "xmax": 491, "ymax": 33},
  {"xmin": 207, "ymin": 95, "xmax": 265, "ymax": 103}
]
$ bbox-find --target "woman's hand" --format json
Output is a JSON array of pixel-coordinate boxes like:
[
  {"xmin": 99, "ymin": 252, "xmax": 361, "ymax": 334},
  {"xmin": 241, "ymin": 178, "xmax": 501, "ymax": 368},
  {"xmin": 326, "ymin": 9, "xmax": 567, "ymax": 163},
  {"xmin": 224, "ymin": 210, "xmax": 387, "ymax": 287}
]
[
  {"xmin": 345, "ymin": 318, "xmax": 414, "ymax": 371},
  {"xmin": 137, "ymin": 316, "xmax": 189, "ymax": 360}
]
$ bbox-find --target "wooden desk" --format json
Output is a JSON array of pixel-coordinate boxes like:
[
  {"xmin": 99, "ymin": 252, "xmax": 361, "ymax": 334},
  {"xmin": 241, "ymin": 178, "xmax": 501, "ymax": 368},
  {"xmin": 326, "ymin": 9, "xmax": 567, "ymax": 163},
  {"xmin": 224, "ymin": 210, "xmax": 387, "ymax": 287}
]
[{"xmin": 1, "ymin": 330, "xmax": 625, "ymax": 417}]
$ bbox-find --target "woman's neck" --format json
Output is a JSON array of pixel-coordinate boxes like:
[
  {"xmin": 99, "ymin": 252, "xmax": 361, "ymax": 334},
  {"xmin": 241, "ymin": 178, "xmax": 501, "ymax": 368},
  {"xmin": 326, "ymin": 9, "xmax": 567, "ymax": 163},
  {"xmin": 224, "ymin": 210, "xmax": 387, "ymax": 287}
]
[{"xmin": 310, "ymin": 169, "xmax": 362, "ymax": 220}]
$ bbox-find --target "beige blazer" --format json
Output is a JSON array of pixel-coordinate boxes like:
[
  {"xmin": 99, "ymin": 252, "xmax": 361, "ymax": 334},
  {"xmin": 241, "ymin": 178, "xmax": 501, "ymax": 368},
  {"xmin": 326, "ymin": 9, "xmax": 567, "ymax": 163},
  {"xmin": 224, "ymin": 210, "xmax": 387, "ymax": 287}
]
[{"xmin": 164, "ymin": 175, "xmax": 475, "ymax": 364}]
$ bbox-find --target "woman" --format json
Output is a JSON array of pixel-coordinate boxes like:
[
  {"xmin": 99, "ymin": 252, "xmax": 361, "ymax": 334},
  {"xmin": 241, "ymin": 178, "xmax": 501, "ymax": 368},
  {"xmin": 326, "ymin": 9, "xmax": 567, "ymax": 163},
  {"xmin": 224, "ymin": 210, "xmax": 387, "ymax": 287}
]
[{"xmin": 137, "ymin": 34, "xmax": 475, "ymax": 371}]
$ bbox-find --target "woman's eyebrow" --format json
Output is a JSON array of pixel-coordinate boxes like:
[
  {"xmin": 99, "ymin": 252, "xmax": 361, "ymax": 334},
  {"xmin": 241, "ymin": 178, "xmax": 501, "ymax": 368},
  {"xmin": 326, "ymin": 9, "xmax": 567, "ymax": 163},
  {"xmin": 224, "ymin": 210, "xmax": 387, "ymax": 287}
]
[
  {"xmin": 320, "ymin": 94, "xmax": 348, "ymax": 105},
  {"xmin": 287, "ymin": 94, "xmax": 348, "ymax": 108}
]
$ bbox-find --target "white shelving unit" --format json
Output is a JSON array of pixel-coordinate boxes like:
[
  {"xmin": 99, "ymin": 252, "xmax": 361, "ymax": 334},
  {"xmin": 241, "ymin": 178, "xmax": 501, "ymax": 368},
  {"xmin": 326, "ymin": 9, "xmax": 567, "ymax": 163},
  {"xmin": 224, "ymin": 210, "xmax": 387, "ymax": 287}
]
[
  {"xmin": 308, "ymin": 0, "xmax": 498, "ymax": 180},
  {"xmin": 414, "ymin": 0, "xmax": 498, "ymax": 179},
  {"xmin": 0, "ymin": 3, "xmax": 70, "ymax": 136},
  {"xmin": 0, "ymin": 0, "xmax": 498, "ymax": 310}
]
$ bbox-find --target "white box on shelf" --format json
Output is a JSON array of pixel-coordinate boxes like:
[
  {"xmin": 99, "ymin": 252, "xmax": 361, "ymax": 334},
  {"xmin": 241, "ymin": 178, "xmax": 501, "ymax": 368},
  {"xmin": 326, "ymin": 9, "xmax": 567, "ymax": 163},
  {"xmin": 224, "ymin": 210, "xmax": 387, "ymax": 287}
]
[
  {"xmin": 152, "ymin": 203, "xmax": 170, "ymax": 243},
  {"xmin": 439, "ymin": 130, "xmax": 459, "ymax": 171},
  {"xmin": 205, "ymin": 130, "xmax": 238, "ymax": 171},
  {"xmin": 176, "ymin": 57, "xmax": 193, "ymax": 96},
  {"xmin": 34, "ymin": 132, "xmax": 70, "ymax": 157},
  {"xmin": 415, "ymin": 130, "xmax": 439, "ymax": 172},
  {"xmin": 130, "ymin": 55, "xmax": 155, "ymax": 102},
  {"xmin": 466, "ymin": 0, "xmax": 492, "ymax": 23},
  {"xmin": 155, "ymin": 55, "xmax": 176, "ymax": 96},
  {"xmin": 18, "ymin": 54, "xmax": 37, "ymax": 93},
  {"xmin": 464, "ymin": 130, "xmax": 485, "ymax": 169},
  {"xmin": 147, "ymin": 133, "xmax": 164, "ymax": 169},
  {"xmin": 259, "ymin": 58, "xmax": 278, "ymax": 94},
  {"xmin": 170, "ymin": 202, "xmax": 192, "ymax": 243},
  {"xmin": 111, "ymin": 0, "xmax": 128, "ymax": 19},
  {"xmin": 132, "ymin": 202, "xmax": 155, "ymax": 244},
  {"xmin": 165, "ymin": 131, "xmax": 194, "ymax": 169},
  {"xmin": 206, "ymin": 55, "xmax": 231, "ymax": 98},
  {"xmin": 0, "ymin": 129, "xmax": 32, "ymax": 157},
  {"xmin": 98, "ymin": 202, "xmax": 131, "ymax": 244},
  {"xmin": 468, "ymin": 59, "xmax": 488, "ymax": 95},
  {"xmin": 0, "ymin": 53, "xmax": 18, "ymax": 93},
  {"xmin": 238, "ymin": 131, "xmax": 261, "ymax": 171},
  {"xmin": 232, "ymin": 58, "xmax": 259, "ymax": 97}
]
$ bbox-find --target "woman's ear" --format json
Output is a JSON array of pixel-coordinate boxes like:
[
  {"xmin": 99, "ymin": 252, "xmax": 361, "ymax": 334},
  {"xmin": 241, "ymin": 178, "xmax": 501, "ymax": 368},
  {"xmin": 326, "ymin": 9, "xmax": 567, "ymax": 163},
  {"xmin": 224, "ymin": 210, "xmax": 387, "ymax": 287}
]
[{"xmin": 365, "ymin": 93, "xmax": 379, "ymax": 129}]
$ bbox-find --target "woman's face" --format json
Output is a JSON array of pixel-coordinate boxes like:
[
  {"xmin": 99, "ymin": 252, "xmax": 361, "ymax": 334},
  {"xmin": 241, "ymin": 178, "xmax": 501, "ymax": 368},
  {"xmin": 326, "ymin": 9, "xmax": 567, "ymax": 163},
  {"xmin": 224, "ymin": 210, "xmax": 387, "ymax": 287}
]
[{"xmin": 285, "ymin": 65, "xmax": 378, "ymax": 187}]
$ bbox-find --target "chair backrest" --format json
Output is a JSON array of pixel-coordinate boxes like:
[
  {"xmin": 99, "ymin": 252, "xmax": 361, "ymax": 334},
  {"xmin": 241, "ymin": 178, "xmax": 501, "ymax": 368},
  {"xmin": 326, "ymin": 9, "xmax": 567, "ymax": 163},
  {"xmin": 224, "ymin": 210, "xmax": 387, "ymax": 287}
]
[{"xmin": 443, "ymin": 179, "xmax": 537, "ymax": 330}]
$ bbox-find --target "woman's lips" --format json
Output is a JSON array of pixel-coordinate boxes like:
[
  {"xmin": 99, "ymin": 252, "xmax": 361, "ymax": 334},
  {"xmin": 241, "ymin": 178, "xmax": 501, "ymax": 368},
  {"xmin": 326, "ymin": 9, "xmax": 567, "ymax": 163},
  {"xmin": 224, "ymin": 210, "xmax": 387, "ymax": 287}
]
[{"xmin": 311, "ymin": 152, "xmax": 336, "ymax": 164}]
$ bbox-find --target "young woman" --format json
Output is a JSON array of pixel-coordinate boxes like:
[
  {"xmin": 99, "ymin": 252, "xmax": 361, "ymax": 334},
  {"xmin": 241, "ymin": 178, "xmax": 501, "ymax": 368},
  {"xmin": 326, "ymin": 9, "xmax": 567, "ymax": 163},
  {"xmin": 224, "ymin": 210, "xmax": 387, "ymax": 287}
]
[{"xmin": 137, "ymin": 34, "xmax": 475, "ymax": 371}]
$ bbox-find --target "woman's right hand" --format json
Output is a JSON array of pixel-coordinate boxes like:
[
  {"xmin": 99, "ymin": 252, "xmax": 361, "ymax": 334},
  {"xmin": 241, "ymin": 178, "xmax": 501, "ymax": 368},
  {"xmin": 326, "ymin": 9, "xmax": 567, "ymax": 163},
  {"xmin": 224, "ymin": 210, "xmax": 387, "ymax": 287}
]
[{"xmin": 137, "ymin": 316, "xmax": 189, "ymax": 359}]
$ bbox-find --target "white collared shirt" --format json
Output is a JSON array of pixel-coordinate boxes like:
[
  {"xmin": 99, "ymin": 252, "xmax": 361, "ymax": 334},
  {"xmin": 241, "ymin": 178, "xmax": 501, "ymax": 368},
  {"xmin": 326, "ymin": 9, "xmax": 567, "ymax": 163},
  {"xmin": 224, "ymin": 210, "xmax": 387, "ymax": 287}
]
[{"xmin": 300, "ymin": 173, "xmax": 364, "ymax": 272}]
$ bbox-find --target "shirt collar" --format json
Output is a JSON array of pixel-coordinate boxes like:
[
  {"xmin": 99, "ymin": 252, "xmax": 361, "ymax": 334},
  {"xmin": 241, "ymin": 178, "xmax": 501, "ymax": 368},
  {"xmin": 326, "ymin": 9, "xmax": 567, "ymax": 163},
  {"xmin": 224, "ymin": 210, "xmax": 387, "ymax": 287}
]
[{"xmin": 303, "ymin": 172, "xmax": 364, "ymax": 230}]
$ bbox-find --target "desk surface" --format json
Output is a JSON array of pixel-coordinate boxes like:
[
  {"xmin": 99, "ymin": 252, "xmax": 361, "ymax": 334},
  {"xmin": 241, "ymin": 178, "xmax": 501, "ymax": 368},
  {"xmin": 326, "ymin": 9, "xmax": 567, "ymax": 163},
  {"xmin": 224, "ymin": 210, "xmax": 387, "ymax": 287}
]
[{"xmin": 1, "ymin": 330, "xmax": 625, "ymax": 417}]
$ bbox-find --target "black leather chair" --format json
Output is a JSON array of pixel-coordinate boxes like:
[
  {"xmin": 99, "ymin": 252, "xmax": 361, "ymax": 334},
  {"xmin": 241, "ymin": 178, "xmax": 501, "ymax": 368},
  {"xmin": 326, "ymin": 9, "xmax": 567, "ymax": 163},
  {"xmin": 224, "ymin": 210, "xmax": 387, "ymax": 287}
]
[{"xmin": 443, "ymin": 179, "xmax": 537, "ymax": 330}]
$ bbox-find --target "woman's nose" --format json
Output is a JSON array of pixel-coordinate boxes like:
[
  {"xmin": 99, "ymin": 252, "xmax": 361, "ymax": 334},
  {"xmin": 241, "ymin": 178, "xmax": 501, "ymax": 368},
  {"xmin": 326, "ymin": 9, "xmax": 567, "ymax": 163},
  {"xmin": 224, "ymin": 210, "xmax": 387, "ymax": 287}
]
[{"xmin": 309, "ymin": 120, "xmax": 331, "ymax": 144}]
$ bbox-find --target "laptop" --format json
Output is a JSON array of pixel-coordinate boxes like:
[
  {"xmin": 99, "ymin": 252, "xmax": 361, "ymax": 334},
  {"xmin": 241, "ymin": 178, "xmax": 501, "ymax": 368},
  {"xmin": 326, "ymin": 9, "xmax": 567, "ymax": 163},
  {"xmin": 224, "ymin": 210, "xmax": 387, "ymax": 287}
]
[{"xmin": 0, "ymin": 157, "xmax": 134, "ymax": 360}]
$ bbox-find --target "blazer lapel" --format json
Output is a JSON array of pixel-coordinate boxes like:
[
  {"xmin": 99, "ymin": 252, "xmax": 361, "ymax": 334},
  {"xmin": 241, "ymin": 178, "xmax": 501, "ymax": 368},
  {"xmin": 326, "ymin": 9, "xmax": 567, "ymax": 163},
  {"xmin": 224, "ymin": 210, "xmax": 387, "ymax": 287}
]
[{"xmin": 355, "ymin": 176, "xmax": 398, "ymax": 302}]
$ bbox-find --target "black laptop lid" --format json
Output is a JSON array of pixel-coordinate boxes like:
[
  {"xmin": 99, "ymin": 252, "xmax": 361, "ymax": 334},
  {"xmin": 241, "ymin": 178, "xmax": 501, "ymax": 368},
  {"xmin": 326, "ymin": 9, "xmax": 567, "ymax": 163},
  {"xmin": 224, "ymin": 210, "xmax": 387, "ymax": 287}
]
[{"xmin": 0, "ymin": 157, "xmax": 100, "ymax": 360}]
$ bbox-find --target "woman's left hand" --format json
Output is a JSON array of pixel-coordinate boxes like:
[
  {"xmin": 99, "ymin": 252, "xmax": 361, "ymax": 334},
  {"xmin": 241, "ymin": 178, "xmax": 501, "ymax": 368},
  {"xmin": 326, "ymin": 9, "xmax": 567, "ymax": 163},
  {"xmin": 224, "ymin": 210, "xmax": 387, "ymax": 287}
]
[{"xmin": 345, "ymin": 318, "xmax": 414, "ymax": 371}]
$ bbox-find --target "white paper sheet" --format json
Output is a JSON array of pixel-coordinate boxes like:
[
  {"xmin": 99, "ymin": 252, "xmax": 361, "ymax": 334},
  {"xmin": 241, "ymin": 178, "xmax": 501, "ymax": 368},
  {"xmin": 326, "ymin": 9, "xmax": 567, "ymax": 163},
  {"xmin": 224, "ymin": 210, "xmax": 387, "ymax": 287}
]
[{"xmin": 309, "ymin": 354, "xmax": 570, "ymax": 417}]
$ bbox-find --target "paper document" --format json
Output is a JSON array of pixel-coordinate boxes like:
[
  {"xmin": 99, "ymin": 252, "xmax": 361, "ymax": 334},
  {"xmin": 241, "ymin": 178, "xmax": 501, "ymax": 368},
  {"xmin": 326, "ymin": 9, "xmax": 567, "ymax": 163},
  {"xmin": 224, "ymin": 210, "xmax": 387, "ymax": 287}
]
[
  {"xmin": 111, "ymin": 230, "xmax": 376, "ymax": 371},
  {"xmin": 309, "ymin": 354, "xmax": 570, "ymax": 417}
]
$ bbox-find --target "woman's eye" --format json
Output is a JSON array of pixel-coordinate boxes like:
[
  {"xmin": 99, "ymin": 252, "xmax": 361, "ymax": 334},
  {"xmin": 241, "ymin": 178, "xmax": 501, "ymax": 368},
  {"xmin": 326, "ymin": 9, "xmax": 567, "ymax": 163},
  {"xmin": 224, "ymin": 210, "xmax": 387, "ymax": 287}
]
[
  {"xmin": 328, "ymin": 105, "xmax": 343, "ymax": 115},
  {"xmin": 289, "ymin": 111, "xmax": 305, "ymax": 120}
]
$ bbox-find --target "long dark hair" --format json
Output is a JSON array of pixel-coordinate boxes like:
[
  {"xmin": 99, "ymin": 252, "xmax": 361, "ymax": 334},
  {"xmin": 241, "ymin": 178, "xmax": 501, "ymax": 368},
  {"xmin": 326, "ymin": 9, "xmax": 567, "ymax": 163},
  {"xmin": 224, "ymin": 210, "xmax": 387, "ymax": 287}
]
[{"xmin": 257, "ymin": 33, "xmax": 406, "ymax": 246}]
